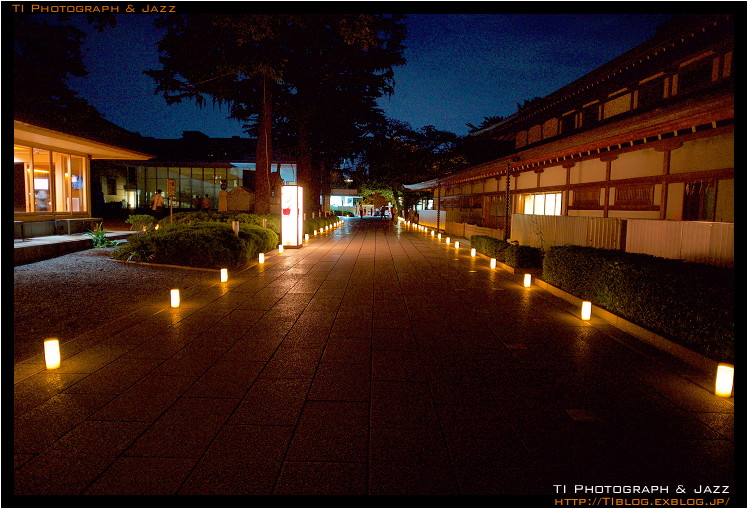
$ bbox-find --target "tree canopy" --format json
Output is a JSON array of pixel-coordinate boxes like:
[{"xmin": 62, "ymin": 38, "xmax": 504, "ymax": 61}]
[{"xmin": 146, "ymin": 13, "xmax": 406, "ymax": 213}]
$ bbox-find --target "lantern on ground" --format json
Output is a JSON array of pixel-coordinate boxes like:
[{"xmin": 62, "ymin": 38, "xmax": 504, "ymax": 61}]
[
  {"xmin": 44, "ymin": 338, "xmax": 61, "ymax": 370},
  {"xmin": 259, "ymin": 253, "xmax": 265, "ymax": 263},
  {"xmin": 170, "ymin": 289, "xmax": 180, "ymax": 308},
  {"xmin": 281, "ymin": 185, "xmax": 304, "ymax": 248},
  {"xmin": 715, "ymin": 364, "xmax": 734, "ymax": 397},
  {"xmin": 490, "ymin": 258, "xmax": 497, "ymax": 269},
  {"xmin": 523, "ymin": 274, "xmax": 532, "ymax": 287},
  {"xmin": 220, "ymin": 268, "xmax": 228, "ymax": 283},
  {"xmin": 581, "ymin": 301, "xmax": 592, "ymax": 320},
  {"xmin": 278, "ymin": 244, "xmax": 284, "ymax": 253}
]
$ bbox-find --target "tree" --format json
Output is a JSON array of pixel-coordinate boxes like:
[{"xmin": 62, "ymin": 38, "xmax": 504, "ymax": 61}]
[
  {"xmin": 146, "ymin": 14, "xmax": 406, "ymax": 215},
  {"xmin": 13, "ymin": 13, "xmax": 119, "ymax": 139},
  {"xmin": 146, "ymin": 14, "xmax": 293, "ymax": 213},
  {"xmin": 355, "ymin": 120, "xmax": 466, "ymax": 214}
]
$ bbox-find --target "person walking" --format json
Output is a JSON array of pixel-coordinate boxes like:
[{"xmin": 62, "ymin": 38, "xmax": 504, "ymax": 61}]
[{"xmin": 151, "ymin": 189, "xmax": 165, "ymax": 219}]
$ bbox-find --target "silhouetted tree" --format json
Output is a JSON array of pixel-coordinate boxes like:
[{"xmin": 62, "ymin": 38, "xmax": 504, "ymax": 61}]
[{"xmin": 146, "ymin": 13, "xmax": 406, "ymax": 214}]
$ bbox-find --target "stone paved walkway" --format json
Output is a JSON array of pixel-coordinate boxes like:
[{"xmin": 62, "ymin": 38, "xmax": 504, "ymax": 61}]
[{"xmin": 13, "ymin": 217, "xmax": 735, "ymax": 500}]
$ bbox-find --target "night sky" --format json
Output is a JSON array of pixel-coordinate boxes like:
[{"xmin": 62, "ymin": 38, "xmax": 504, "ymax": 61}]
[{"xmin": 62, "ymin": 11, "xmax": 673, "ymax": 140}]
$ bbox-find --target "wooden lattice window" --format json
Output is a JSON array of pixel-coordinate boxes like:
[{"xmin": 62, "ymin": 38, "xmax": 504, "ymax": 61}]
[
  {"xmin": 573, "ymin": 188, "xmax": 601, "ymax": 209},
  {"xmin": 614, "ymin": 184, "xmax": 654, "ymax": 209}
]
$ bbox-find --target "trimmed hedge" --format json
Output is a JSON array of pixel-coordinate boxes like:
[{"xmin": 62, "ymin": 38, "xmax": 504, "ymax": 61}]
[
  {"xmin": 304, "ymin": 215, "xmax": 340, "ymax": 235},
  {"xmin": 542, "ymin": 245, "xmax": 734, "ymax": 362},
  {"xmin": 470, "ymin": 235, "xmax": 543, "ymax": 268},
  {"xmin": 111, "ymin": 222, "xmax": 278, "ymax": 269},
  {"xmin": 157, "ymin": 211, "xmax": 280, "ymax": 235}
]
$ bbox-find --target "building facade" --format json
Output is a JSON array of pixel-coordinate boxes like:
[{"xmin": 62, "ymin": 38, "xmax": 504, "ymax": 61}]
[
  {"xmin": 13, "ymin": 120, "xmax": 152, "ymax": 237},
  {"xmin": 95, "ymin": 132, "xmax": 297, "ymax": 214},
  {"xmin": 406, "ymin": 14, "xmax": 734, "ymax": 265}
]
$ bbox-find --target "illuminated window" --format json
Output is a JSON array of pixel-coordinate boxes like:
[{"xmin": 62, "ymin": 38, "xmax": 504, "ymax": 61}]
[{"xmin": 523, "ymin": 192, "xmax": 562, "ymax": 216}]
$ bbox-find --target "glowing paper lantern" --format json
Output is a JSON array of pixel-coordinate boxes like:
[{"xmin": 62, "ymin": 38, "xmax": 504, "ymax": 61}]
[
  {"xmin": 313, "ymin": 229, "xmax": 317, "ymax": 235},
  {"xmin": 523, "ymin": 274, "xmax": 532, "ymax": 287},
  {"xmin": 471, "ymin": 248, "xmax": 476, "ymax": 257},
  {"xmin": 44, "ymin": 338, "xmax": 61, "ymax": 370},
  {"xmin": 437, "ymin": 233, "xmax": 442, "ymax": 239},
  {"xmin": 431, "ymin": 231, "xmax": 435, "ymax": 237},
  {"xmin": 715, "ymin": 364, "xmax": 734, "ymax": 397},
  {"xmin": 305, "ymin": 233, "xmax": 309, "ymax": 241},
  {"xmin": 220, "ymin": 268, "xmax": 228, "ymax": 282},
  {"xmin": 281, "ymin": 185, "xmax": 304, "ymax": 247},
  {"xmin": 454, "ymin": 241, "xmax": 460, "ymax": 249},
  {"xmin": 446, "ymin": 237, "xmax": 451, "ymax": 245},
  {"xmin": 581, "ymin": 301, "xmax": 592, "ymax": 320},
  {"xmin": 490, "ymin": 258, "xmax": 497, "ymax": 269},
  {"xmin": 259, "ymin": 253, "xmax": 265, "ymax": 263},
  {"xmin": 170, "ymin": 289, "xmax": 180, "ymax": 308},
  {"xmin": 278, "ymin": 244, "xmax": 284, "ymax": 253}
]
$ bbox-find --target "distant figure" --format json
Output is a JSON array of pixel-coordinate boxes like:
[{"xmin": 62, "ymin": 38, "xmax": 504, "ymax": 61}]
[
  {"xmin": 151, "ymin": 189, "xmax": 165, "ymax": 218},
  {"xmin": 201, "ymin": 194, "xmax": 212, "ymax": 210},
  {"xmin": 359, "ymin": 205, "xmax": 364, "ymax": 218},
  {"xmin": 193, "ymin": 195, "xmax": 202, "ymax": 209}
]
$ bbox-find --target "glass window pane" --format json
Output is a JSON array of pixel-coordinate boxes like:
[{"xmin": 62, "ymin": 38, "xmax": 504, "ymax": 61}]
[
  {"xmin": 524, "ymin": 194, "xmax": 534, "ymax": 214},
  {"xmin": 545, "ymin": 193, "xmax": 556, "ymax": 215},
  {"xmin": 32, "ymin": 149, "xmax": 52, "ymax": 212},
  {"xmin": 70, "ymin": 155, "xmax": 86, "ymax": 212},
  {"xmin": 14, "ymin": 145, "xmax": 32, "ymax": 212},
  {"xmin": 533, "ymin": 194, "xmax": 545, "ymax": 215}
]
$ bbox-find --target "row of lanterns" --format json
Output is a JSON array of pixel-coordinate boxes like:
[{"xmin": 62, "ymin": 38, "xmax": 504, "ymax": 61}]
[
  {"xmin": 42, "ymin": 216, "xmax": 733, "ymax": 398},
  {"xmin": 397, "ymin": 217, "xmax": 735, "ymax": 398},
  {"xmin": 42, "ymin": 218, "xmax": 345, "ymax": 372}
]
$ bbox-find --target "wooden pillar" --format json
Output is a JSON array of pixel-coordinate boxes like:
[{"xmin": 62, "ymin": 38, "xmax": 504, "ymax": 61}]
[
  {"xmin": 436, "ymin": 183, "xmax": 442, "ymax": 232},
  {"xmin": 562, "ymin": 161, "xmax": 575, "ymax": 216},
  {"xmin": 504, "ymin": 163, "xmax": 511, "ymax": 241},
  {"xmin": 600, "ymin": 154, "xmax": 618, "ymax": 218}
]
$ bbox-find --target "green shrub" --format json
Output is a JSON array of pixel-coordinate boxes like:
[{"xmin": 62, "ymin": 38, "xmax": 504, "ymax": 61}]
[
  {"xmin": 125, "ymin": 214, "xmax": 156, "ymax": 231},
  {"xmin": 542, "ymin": 245, "xmax": 734, "ymax": 362},
  {"xmin": 158, "ymin": 211, "xmax": 280, "ymax": 235},
  {"xmin": 237, "ymin": 223, "xmax": 279, "ymax": 255},
  {"xmin": 111, "ymin": 222, "xmax": 275, "ymax": 269},
  {"xmin": 504, "ymin": 244, "xmax": 544, "ymax": 268},
  {"xmin": 470, "ymin": 235, "xmax": 542, "ymax": 268},
  {"xmin": 304, "ymin": 215, "xmax": 339, "ymax": 235},
  {"xmin": 470, "ymin": 235, "xmax": 511, "ymax": 261}
]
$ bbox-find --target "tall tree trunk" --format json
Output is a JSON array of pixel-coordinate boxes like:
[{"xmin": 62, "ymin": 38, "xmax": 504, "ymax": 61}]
[
  {"xmin": 255, "ymin": 73, "xmax": 273, "ymax": 214},
  {"xmin": 319, "ymin": 158, "xmax": 331, "ymax": 214},
  {"xmin": 296, "ymin": 117, "xmax": 316, "ymax": 216}
]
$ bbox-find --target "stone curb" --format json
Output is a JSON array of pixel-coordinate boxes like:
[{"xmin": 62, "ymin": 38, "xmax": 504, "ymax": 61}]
[{"xmin": 533, "ymin": 277, "xmax": 721, "ymax": 376}]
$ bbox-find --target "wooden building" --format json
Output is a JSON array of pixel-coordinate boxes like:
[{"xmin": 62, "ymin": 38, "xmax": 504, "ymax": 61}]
[{"xmin": 405, "ymin": 14, "xmax": 734, "ymax": 266}]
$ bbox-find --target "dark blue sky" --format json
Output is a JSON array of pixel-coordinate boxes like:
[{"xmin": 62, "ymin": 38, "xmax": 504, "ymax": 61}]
[{"xmin": 65, "ymin": 12, "xmax": 672, "ymax": 139}]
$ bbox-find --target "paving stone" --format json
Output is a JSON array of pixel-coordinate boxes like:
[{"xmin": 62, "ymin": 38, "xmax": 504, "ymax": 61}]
[{"xmin": 13, "ymin": 218, "xmax": 734, "ymax": 496}]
